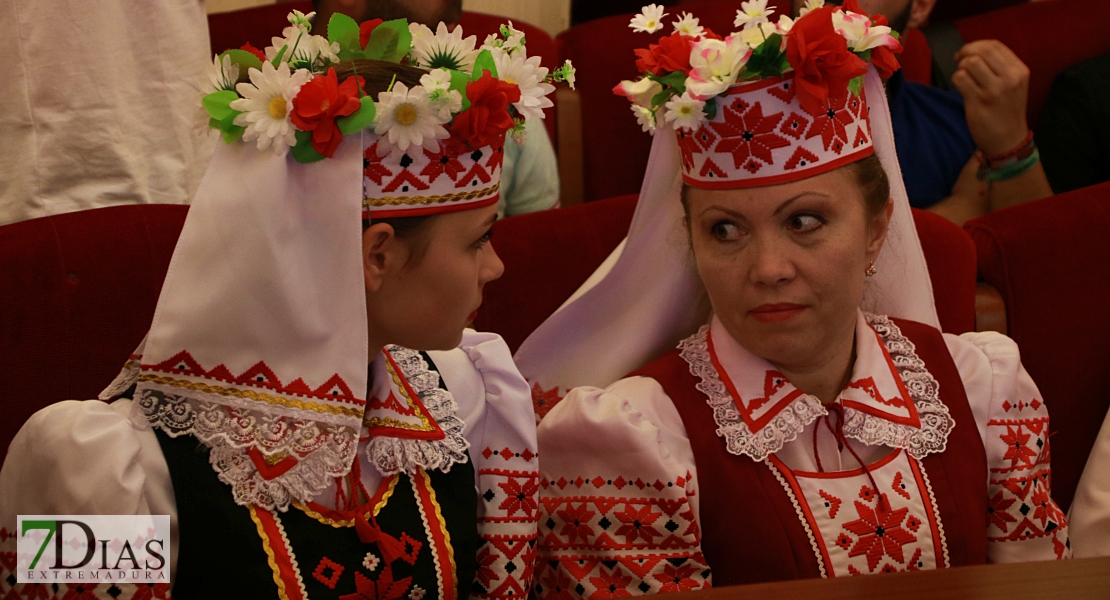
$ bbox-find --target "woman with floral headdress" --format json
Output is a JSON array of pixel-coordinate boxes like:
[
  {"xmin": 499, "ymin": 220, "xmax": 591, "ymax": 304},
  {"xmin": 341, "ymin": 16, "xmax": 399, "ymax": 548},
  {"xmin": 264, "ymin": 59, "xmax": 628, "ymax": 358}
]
[
  {"xmin": 0, "ymin": 11, "xmax": 571, "ymax": 599},
  {"xmin": 519, "ymin": 2, "xmax": 1069, "ymax": 595}
]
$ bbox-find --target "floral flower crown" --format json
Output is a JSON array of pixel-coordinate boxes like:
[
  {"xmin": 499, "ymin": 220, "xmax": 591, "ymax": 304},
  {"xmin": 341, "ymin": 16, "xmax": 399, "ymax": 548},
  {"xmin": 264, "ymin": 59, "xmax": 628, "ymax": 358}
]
[
  {"xmin": 616, "ymin": 0, "xmax": 901, "ymax": 135},
  {"xmin": 201, "ymin": 10, "xmax": 575, "ymax": 163}
]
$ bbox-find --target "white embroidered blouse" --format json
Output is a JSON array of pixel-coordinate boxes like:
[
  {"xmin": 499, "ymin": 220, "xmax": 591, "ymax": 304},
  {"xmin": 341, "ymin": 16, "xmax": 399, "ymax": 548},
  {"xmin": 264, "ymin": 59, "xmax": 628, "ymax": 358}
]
[
  {"xmin": 534, "ymin": 312, "xmax": 1070, "ymax": 597},
  {"xmin": 0, "ymin": 330, "xmax": 539, "ymax": 598}
]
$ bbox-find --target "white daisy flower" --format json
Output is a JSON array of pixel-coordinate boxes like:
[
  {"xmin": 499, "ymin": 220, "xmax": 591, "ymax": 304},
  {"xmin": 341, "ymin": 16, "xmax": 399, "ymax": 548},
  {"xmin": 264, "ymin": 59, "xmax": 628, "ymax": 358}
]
[
  {"xmin": 492, "ymin": 48, "xmax": 554, "ymax": 123},
  {"xmin": 229, "ymin": 62, "xmax": 311, "ymax": 155},
  {"xmin": 663, "ymin": 91, "xmax": 706, "ymax": 131},
  {"xmin": 409, "ymin": 22, "xmax": 480, "ymax": 72},
  {"xmin": 631, "ymin": 104, "xmax": 657, "ymax": 134},
  {"xmin": 799, "ymin": 0, "xmax": 825, "ymax": 16},
  {"xmin": 672, "ymin": 12, "xmax": 705, "ymax": 38},
  {"xmin": 409, "ymin": 586, "xmax": 426, "ymax": 600},
  {"xmin": 630, "ymin": 4, "xmax": 668, "ymax": 34},
  {"xmin": 362, "ymin": 552, "xmax": 380, "ymax": 572},
  {"xmin": 203, "ymin": 53, "xmax": 240, "ymax": 94},
  {"xmin": 777, "ymin": 15, "xmax": 795, "ymax": 34},
  {"xmin": 374, "ymin": 82, "xmax": 451, "ymax": 156},
  {"xmin": 740, "ymin": 21, "xmax": 781, "ymax": 49},
  {"xmin": 562, "ymin": 60, "xmax": 576, "ymax": 89},
  {"xmin": 420, "ymin": 69, "xmax": 462, "ymax": 119},
  {"xmin": 734, "ymin": 0, "xmax": 775, "ymax": 30},
  {"xmin": 287, "ymin": 10, "xmax": 314, "ymax": 29},
  {"xmin": 482, "ymin": 22, "xmax": 526, "ymax": 58},
  {"xmin": 265, "ymin": 25, "xmax": 339, "ymax": 67}
]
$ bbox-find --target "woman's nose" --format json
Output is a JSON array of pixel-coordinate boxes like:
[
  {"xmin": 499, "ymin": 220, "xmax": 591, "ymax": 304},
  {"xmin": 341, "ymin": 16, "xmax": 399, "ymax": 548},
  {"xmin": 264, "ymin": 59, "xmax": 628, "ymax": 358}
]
[
  {"xmin": 747, "ymin": 235, "xmax": 796, "ymax": 286},
  {"xmin": 482, "ymin": 243, "xmax": 506, "ymax": 284}
]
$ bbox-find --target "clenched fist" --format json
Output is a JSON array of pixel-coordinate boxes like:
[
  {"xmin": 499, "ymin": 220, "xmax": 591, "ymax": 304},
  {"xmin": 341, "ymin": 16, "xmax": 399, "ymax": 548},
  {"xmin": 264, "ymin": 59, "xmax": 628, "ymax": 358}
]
[{"xmin": 952, "ymin": 40, "xmax": 1031, "ymax": 156}]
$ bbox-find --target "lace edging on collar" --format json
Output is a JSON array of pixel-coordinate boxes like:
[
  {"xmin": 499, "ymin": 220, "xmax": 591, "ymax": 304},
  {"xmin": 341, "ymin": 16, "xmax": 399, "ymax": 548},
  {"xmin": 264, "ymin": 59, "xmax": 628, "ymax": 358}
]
[{"xmin": 678, "ymin": 313, "xmax": 954, "ymax": 462}]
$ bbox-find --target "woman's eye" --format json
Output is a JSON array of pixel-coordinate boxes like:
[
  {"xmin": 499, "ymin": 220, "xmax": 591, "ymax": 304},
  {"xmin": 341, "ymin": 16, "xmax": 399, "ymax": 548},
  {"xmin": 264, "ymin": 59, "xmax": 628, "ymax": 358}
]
[
  {"xmin": 788, "ymin": 213, "xmax": 825, "ymax": 233},
  {"xmin": 710, "ymin": 221, "xmax": 742, "ymax": 241},
  {"xmin": 475, "ymin": 230, "xmax": 493, "ymax": 248}
]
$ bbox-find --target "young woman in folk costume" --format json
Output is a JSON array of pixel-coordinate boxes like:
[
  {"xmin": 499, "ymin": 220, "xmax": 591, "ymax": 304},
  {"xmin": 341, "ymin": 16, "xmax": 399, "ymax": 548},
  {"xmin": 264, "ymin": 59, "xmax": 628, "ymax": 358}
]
[
  {"xmin": 0, "ymin": 11, "xmax": 572, "ymax": 599},
  {"xmin": 516, "ymin": 2, "xmax": 1069, "ymax": 595}
]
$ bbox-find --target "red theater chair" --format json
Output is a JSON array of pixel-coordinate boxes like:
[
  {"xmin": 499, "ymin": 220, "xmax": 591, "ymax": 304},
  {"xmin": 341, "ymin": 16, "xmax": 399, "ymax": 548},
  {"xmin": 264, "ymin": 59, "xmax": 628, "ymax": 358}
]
[
  {"xmin": 964, "ymin": 181, "xmax": 1110, "ymax": 513},
  {"xmin": 956, "ymin": 0, "xmax": 1110, "ymax": 130},
  {"xmin": 0, "ymin": 205, "xmax": 189, "ymax": 464}
]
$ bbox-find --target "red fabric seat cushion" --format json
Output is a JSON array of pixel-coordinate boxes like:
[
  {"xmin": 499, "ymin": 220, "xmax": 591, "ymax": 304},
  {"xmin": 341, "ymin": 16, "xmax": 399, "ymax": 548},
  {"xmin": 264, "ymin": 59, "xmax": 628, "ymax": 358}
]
[
  {"xmin": 208, "ymin": 1, "xmax": 314, "ymax": 55},
  {"xmin": 0, "ymin": 205, "xmax": 188, "ymax": 463},
  {"xmin": 964, "ymin": 181, "xmax": 1110, "ymax": 512},
  {"xmin": 956, "ymin": 0, "xmax": 1110, "ymax": 130},
  {"xmin": 912, "ymin": 207, "xmax": 977, "ymax": 335}
]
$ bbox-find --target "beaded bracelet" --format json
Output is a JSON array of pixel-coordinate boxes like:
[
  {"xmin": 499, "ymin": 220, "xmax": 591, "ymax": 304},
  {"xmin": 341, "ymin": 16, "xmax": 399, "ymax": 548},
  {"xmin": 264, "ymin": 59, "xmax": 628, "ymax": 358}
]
[{"xmin": 976, "ymin": 130, "xmax": 1040, "ymax": 181}]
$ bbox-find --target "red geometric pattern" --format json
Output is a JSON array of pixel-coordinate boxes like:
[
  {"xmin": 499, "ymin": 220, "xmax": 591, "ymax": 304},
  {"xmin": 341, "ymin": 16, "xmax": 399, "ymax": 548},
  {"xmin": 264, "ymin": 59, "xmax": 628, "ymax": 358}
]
[
  {"xmin": 534, "ymin": 553, "xmax": 710, "ymax": 598},
  {"xmin": 476, "ymin": 434, "xmax": 540, "ymax": 600},
  {"xmin": 678, "ymin": 71, "xmax": 872, "ymax": 189},
  {"xmin": 363, "ymin": 142, "xmax": 394, "ymax": 185},
  {"xmin": 985, "ymin": 397, "xmax": 1068, "ymax": 556},
  {"xmin": 143, "ymin": 350, "xmax": 363, "ymax": 405},
  {"xmin": 531, "ymin": 382, "xmax": 565, "ymax": 422}
]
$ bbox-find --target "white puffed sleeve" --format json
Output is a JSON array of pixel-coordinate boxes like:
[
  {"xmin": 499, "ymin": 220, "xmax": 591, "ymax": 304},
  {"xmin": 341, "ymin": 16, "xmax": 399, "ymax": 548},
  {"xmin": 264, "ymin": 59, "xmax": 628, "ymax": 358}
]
[
  {"xmin": 1069, "ymin": 408, "xmax": 1110, "ymax": 557},
  {"xmin": 0, "ymin": 399, "xmax": 180, "ymax": 593},
  {"xmin": 533, "ymin": 377, "xmax": 710, "ymax": 599},
  {"xmin": 427, "ymin": 329, "xmax": 539, "ymax": 600},
  {"xmin": 945, "ymin": 332, "xmax": 1071, "ymax": 563}
]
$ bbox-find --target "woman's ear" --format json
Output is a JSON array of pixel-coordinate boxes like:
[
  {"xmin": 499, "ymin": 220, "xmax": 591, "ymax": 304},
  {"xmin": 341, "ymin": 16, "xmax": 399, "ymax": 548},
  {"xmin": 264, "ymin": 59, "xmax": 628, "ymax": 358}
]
[
  {"xmin": 867, "ymin": 198, "xmax": 895, "ymax": 260},
  {"xmin": 362, "ymin": 223, "xmax": 398, "ymax": 293},
  {"xmin": 907, "ymin": 0, "xmax": 938, "ymax": 31}
]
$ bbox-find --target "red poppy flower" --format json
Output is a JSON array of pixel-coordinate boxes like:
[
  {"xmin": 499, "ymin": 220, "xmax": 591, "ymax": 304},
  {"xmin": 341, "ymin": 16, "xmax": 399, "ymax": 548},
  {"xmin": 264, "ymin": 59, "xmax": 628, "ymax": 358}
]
[
  {"xmin": 239, "ymin": 42, "xmax": 266, "ymax": 62},
  {"xmin": 449, "ymin": 71, "xmax": 521, "ymax": 150},
  {"xmin": 634, "ymin": 32, "xmax": 695, "ymax": 75},
  {"xmin": 290, "ymin": 68, "xmax": 364, "ymax": 158},
  {"xmin": 360, "ymin": 18, "xmax": 383, "ymax": 50},
  {"xmin": 786, "ymin": 6, "xmax": 869, "ymax": 114}
]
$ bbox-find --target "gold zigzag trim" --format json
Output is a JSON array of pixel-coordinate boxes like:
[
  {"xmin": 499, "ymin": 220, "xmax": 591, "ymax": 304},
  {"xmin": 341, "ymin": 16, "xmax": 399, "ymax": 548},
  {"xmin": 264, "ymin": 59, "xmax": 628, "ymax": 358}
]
[
  {"xmin": 364, "ymin": 183, "xmax": 499, "ymax": 207},
  {"xmin": 138, "ymin": 373, "xmax": 363, "ymax": 419},
  {"xmin": 249, "ymin": 506, "xmax": 295, "ymax": 600},
  {"xmin": 293, "ymin": 475, "xmax": 399, "ymax": 528},
  {"xmin": 363, "ymin": 355, "xmax": 436, "ymax": 432}
]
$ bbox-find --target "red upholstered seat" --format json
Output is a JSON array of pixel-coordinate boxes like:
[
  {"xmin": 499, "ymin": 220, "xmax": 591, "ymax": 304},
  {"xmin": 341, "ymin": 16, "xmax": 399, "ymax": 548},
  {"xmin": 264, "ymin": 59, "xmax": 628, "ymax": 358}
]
[
  {"xmin": 964, "ymin": 181, "xmax": 1110, "ymax": 512},
  {"xmin": 0, "ymin": 205, "xmax": 189, "ymax": 464},
  {"xmin": 913, "ymin": 208, "xmax": 977, "ymax": 335},
  {"xmin": 208, "ymin": 0, "xmax": 314, "ymax": 55},
  {"xmin": 956, "ymin": 0, "xmax": 1110, "ymax": 130}
]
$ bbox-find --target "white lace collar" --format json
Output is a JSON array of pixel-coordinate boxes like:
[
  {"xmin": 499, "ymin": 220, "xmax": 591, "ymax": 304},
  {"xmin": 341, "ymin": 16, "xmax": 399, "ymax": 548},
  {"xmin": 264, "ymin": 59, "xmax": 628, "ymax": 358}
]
[
  {"xmin": 678, "ymin": 311, "xmax": 953, "ymax": 462},
  {"xmin": 117, "ymin": 342, "xmax": 469, "ymax": 512}
]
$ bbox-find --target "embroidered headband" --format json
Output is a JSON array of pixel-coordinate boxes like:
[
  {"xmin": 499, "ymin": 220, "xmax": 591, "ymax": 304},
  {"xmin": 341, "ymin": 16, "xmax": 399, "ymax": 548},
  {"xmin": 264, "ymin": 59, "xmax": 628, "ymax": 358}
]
[
  {"xmin": 200, "ymin": 10, "xmax": 575, "ymax": 216},
  {"xmin": 615, "ymin": 0, "xmax": 902, "ymax": 189}
]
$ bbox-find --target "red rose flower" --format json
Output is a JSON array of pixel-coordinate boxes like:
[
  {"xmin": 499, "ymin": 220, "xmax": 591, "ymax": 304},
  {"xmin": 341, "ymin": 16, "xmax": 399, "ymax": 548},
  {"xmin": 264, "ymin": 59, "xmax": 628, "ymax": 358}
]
[
  {"xmin": 449, "ymin": 71, "xmax": 521, "ymax": 150},
  {"xmin": 239, "ymin": 43, "xmax": 266, "ymax": 62},
  {"xmin": 290, "ymin": 68, "xmax": 364, "ymax": 158},
  {"xmin": 359, "ymin": 18, "xmax": 383, "ymax": 50},
  {"xmin": 634, "ymin": 32, "xmax": 695, "ymax": 75},
  {"xmin": 786, "ymin": 6, "xmax": 869, "ymax": 114},
  {"xmin": 871, "ymin": 44, "xmax": 901, "ymax": 78}
]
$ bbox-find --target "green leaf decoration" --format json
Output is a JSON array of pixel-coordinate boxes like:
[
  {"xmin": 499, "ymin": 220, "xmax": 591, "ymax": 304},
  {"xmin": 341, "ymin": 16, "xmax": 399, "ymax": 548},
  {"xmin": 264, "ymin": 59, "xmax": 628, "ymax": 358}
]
[
  {"xmin": 655, "ymin": 71, "xmax": 687, "ymax": 95},
  {"xmin": 291, "ymin": 130, "xmax": 326, "ymax": 163},
  {"xmin": 203, "ymin": 90, "xmax": 240, "ymax": 122},
  {"xmin": 271, "ymin": 44, "xmax": 288, "ymax": 67},
  {"xmin": 220, "ymin": 49, "xmax": 264, "ymax": 74},
  {"xmin": 848, "ymin": 75, "xmax": 865, "ymax": 96},
  {"xmin": 704, "ymin": 97, "xmax": 718, "ymax": 121},
  {"xmin": 328, "ymin": 13, "xmax": 361, "ymax": 52},
  {"xmin": 448, "ymin": 69, "xmax": 472, "ymax": 111},
  {"xmin": 363, "ymin": 19, "xmax": 411, "ymax": 62},
  {"xmin": 856, "ymin": 49, "xmax": 872, "ymax": 62},
  {"xmin": 650, "ymin": 89, "xmax": 675, "ymax": 112},
  {"xmin": 471, "ymin": 49, "xmax": 498, "ymax": 80},
  {"xmin": 338, "ymin": 96, "xmax": 377, "ymax": 134},
  {"xmin": 220, "ymin": 124, "xmax": 245, "ymax": 144}
]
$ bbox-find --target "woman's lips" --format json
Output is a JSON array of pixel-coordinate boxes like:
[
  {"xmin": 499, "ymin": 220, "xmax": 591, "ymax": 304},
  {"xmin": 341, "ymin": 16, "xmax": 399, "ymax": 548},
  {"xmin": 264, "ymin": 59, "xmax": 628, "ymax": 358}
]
[{"xmin": 749, "ymin": 303, "xmax": 806, "ymax": 323}]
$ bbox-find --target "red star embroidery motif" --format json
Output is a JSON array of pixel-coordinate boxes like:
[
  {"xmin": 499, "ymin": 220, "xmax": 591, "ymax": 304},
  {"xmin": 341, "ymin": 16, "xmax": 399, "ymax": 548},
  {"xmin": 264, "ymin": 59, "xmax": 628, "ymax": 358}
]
[
  {"xmin": 421, "ymin": 146, "xmax": 466, "ymax": 183},
  {"xmin": 841, "ymin": 495, "xmax": 917, "ymax": 572},
  {"xmin": 557, "ymin": 502, "xmax": 597, "ymax": 544},
  {"xmin": 541, "ymin": 568, "xmax": 577, "ymax": 600},
  {"xmin": 613, "ymin": 503, "xmax": 663, "ymax": 544},
  {"xmin": 653, "ymin": 563, "xmax": 702, "ymax": 593},
  {"xmin": 1031, "ymin": 483, "xmax": 1065, "ymax": 529},
  {"xmin": 474, "ymin": 545, "xmax": 501, "ymax": 588},
  {"xmin": 340, "ymin": 566, "xmax": 412, "ymax": 600},
  {"xmin": 589, "ymin": 564, "xmax": 633, "ymax": 599},
  {"xmin": 710, "ymin": 101, "xmax": 790, "ymax": 169},
  {"xmin": 804, "ymin": 91, "xmax": 853, "ymax": 153},
  {"xmin": 531, "ymin": 382, "xmax": 564, "ymax": 420},
  {"xmin": 363, "ymin": 142, "xmax": 393, "ymax": 185},
  {"xmin": 1000, "ymin": 425, "xmax": 1037, "ymax": 468},
  {"xmin": 60, "ymin": 585, "xmax": 102, "ymax": 600},
  {"xmin": 498, "ymin": 476, "xmax": 540, "ymax": 517}
]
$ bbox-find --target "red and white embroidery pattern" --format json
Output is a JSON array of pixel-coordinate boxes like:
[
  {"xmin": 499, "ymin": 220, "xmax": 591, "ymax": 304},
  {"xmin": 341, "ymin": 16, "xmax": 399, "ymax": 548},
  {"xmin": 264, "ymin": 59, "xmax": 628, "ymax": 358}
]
[
  {"xmin": 476, "ymin": 447, "xmax": 540, "ymax": 599},
  {"xmin": 984, "ymin": 397, "xmax": 1070, "ymax": 559},
  {"xmin": 535, "ymin": 474, "xmax": 710, "ymax": 598},
  {"xmin": 679, "ymin": 73, "xmax": 872, "ymax": 189},
  {"xmin": 768, "ymin": 449, "xmax": 948, "ymax": 578}
]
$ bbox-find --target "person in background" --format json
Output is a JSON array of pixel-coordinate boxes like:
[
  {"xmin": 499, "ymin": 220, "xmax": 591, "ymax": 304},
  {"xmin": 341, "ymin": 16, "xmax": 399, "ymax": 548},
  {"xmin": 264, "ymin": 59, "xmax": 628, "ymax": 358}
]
[
  {"xmin": 1036, "ymin": 53, "xmax": 1110, "ymax": 194},
  {"xmin": 792, "ymin": 0, "xmax": 1053, "ymax": 224},
  {"xmin": 312, "ymin": 0, "xmax": 562, "ymax": 217},
  {"xmin": 0, "ymin": 0, "xmax": 214, "ymax": 227}
]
